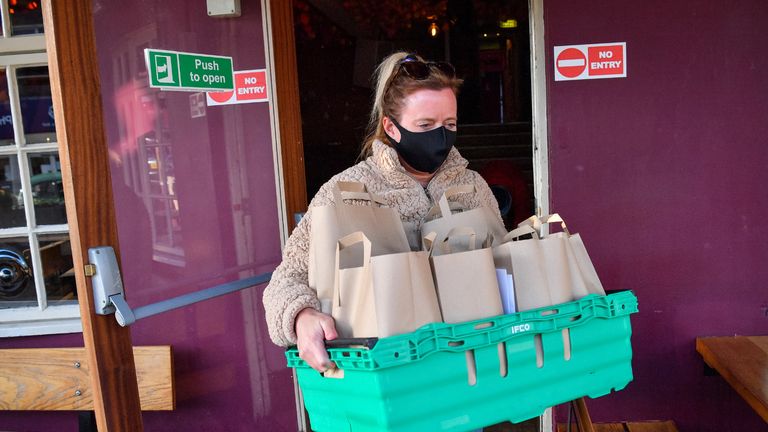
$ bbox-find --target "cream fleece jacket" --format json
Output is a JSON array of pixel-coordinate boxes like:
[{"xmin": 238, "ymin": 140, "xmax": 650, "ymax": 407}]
[{"xmin": 262, "ymin": 140, "xmax": 503, "ymax": 347}]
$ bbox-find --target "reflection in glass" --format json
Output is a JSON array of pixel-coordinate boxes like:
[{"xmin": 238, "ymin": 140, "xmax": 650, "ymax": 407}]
[
  {"xmin": 150, "ymin": 196, "xmax": 184, "ymax": 266},
  {"xmin": 8, "ymin": 0, "xmax": 44, "ymax": 36},
  {"xmin": 39, "ymin": 234, "xmax": 76, "ymax": 304},
  {"xmin": 0, "ymin": 237, "xmax": 36, "ymax": 307},
  {"xmin": 0, "ymin": 69, "xmax": 13, "ymax": 146},
  {"xmin": 0, "ymin": 155, "xmax": 25, "ymax": 228},
  {"xmin": 112, "ymin": 74, "xmax": 186, "ymax": 266},
  {"xmin": 27, "ymin": 152, "xmax": 66, "ymax": 225},
  {"xmin": 146, "ymin": 144, "xmax": 165, "ymax": 196},
  {"xmin": 16, "ymin": 66, "xmax": 56, "ymax": 144},
  {"xmin": 136, "ymin": 129, "xmax": 184, "ymax": 266}
]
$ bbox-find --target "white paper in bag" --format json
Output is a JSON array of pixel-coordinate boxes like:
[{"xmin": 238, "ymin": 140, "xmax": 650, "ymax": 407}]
[{"xmin": 496, "ymin": 268, "xmax": 517, "ymax": 314}]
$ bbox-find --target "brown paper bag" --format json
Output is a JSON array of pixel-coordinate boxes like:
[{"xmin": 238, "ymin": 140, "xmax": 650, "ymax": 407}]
[
  {"xmin": 309, "ymin": 181, "xmax": 410, "ymax": 312},
  {"xmin": 492, "ymin": 225, "xmax": 561, "ymax": 311},
  {"xmin": 331, "ymin": 232, "xmax": 443, "ymax": 338},
  {"xmin": 427, "ymin": 228, "xmax": 503, "ymax": 323},
  {"xmin": 493, "ymin": 214, "xmax": 604, "ymax": 312},
  {"xmin": 331, "ymin": 232, "xmax": 377, "ymax": 338},
  {"xmin": 371, "ymin": 249, "xmax": 443, "ymax": 337},
  {"xmin": 421, "ymin": 185, "xmax": 507, "ymax": 253},
  {"xmin": 566, "ymin": 233, "xmax": 605, "ymax": 297},
  {"xmin": 521, "ymin": 214, "xmax": 605, "ymax": 299}
]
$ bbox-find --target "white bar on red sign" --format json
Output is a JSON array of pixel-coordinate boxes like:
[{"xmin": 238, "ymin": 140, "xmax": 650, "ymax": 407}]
[{"xmin": 554, "ymin": 42, "xmax": 627, "ymax": 81}]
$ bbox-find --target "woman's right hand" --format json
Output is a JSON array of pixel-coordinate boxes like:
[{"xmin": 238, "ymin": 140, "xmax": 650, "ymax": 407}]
[{"xmin": 295, "ymin": 307, "xmax": 338, "ymax": 372}]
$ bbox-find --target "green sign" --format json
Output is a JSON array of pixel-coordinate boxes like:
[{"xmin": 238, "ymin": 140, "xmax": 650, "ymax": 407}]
[{"xmin": 145, "ymin": 48, "xmax": 234, "ymax": 91}]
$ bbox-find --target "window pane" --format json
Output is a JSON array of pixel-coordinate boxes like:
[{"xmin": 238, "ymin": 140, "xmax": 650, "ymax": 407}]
[
  {"xmin": 39, "ymin": 234, "xmax": 76, "ymax": 304},
  {"xmin": 0, "ymin": 154, "xmax": 26, "ymax": 228},
  {"xmin": 0, "ymin": 237, "xmax": 36, "ymax": 307},
  {"xmin": 17, "ymin": 66, "xmax": 56, "ymax": 145},
  {"xmin": 0, "ymin": 69, "xmax": 14, "ymax": 146},
  {"xmin": 27, "ymin": 152, "xmax": 66, "ymax": 225},
  {"xmin": 8, "ymin": 0, "xmax": 44, "ymax": 36}
]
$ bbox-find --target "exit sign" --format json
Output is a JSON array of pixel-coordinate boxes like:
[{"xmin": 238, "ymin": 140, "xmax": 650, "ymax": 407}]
[{"xmin": 145, "ymin": 48, "xmax": 234, "ymax": 91}]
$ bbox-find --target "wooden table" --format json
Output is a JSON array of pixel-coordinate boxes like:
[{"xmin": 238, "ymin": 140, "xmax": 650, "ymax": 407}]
[{"xmin": 696, "ymin": 336, "xmax": 768, "ymax": 423}]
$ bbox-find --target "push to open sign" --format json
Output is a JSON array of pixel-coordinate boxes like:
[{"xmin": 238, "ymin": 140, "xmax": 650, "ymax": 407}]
[{"xmin": 554, "ymin": 42, "xmax": 626, "ymax": 81}]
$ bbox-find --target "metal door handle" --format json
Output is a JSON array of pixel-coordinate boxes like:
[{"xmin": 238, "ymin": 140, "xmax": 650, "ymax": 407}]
[{"xmin": 88, "ymin": 246, "xmax": 271, "ymax": 326}]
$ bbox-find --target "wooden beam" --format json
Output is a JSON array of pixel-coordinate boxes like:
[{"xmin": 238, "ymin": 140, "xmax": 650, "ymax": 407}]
[
  {"xmin": 269, "ymin": 0, "xmax": 308, "ymax": 231},
  {"xmin": 0, "ymin": 346, "xmax": 174, "ymax": 411},
  {"xmin": 41, "ymin": 1, "xmax": 143, "ymax": 431},
  {"xmin": 573, "ymin": 397, "xmax": 596, "ymax": 432},
  {"xmin": 558, "ymin": 424, "xmax": 624, "ymax": 432},
  {"xmin": 625, "ymin": 421, "xmax": 679, "ymax": 432},
  {"xmin": 558, "ymin": 422, "xmax": 679, "ymax": 432}
]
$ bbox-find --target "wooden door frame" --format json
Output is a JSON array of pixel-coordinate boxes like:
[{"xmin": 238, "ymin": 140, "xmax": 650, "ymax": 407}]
[
  {"xmin": 42, "ymin": 1, "xmax": 143, "ymax": 431},
  {"xmin": 268, "ymin": 0, "xmax": 308, "ymax": 235}
]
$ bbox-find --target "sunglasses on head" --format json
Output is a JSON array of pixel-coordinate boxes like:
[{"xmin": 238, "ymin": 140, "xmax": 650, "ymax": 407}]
[{"xmin": 396, "ymin": 54, "xmax": 456, "ymax": 80}]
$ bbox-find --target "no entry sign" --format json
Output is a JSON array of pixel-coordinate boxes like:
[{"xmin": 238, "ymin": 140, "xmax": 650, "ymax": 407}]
[
  {"xmin": 207, "ymin": 69, "xmax": 269, "ymax": 106},
  {"xmin": 554, "ymin": 42, "xmax": 626, "ymax": 81}
]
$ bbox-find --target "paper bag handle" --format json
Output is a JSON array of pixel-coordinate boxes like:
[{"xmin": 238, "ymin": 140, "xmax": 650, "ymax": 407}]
[
  {"xmin": 436, "ymin": 184, "xmax": 476, "ymax": 218},
  {"xmin": 518, "ymin": 214, "xmax": 541, "ymax": 231},
  {"xmin": 332, "ymin": 231, "xmax": 372, "ymax": 309},
  {"xmin": 332, "ymin": 181, "xmax": 387, "ymax": 207},
  {"xmin": 540, "ymin": 213, "xmax": 571, "ymax": 236},
  {"xmin": 517, "ymin": 213, "xmax": 571, "ymax": 237},
  {"xmin": 422, "ymin": 231, "xmax": 438, "ymax": 253},
  {"xmin": 502, "ymin": 224, "xmax": 539, "ymax": 243},
  {"xmin": 440, "ymin": 226, "xmax": 477, "ymax": 254},
  {"xmin": 424, "ymin": 200, "xmax": 465, "ymax": 222}
]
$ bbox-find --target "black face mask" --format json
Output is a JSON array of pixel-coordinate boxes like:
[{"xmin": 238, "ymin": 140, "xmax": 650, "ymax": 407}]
[{"xmin": 386, "ymin": 118, "xmax": 457, "ymax": 173}]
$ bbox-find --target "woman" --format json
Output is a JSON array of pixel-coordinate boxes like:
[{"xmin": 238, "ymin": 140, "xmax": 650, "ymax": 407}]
[{"xmin": 263, "ymin": 52, "xmax": 503, "ymax": 372}]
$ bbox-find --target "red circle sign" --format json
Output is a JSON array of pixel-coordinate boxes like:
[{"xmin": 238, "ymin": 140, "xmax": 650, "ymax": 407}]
[
  {"xmin": 556, "ymin": 48, "xmax": 587, "ymax": 78},
  {"xmin": 208, "ymin": 90, "xmax": 234, "ymax": 103}
]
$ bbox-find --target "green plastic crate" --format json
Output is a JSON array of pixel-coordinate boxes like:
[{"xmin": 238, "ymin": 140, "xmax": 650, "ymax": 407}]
[{"xmin": 287, "ymin": 291, "xmax": 638, "ymax": 432}]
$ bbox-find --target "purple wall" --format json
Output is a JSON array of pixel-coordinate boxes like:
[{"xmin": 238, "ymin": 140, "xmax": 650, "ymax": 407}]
[
  {"xmin": 0, "ymin": 1, "xmax": 296, "ymax": 431},
  {"xmin": 545, "ymin": 1, "xmax": 767, "ymax": 430}
]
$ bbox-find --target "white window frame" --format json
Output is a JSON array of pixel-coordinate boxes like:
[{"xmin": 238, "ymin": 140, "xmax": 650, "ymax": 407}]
[
  {"xmin": 0, "ymin": 4, "xmax": 81, "ymax": 337},
  {"xmin": 529, "ymin": 0, "xmax": 553, "ymax": 430}
]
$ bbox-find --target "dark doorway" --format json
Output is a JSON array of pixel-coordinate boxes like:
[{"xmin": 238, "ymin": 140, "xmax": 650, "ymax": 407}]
[
  {"xmin": 292, "ymin": 0, "xmax": 535, "ymax": 231},
  {"xmin": 292, "ymin": 1, "xmax": 538, "ymax": 430},
  {"xmin": 293, "ymin": 0, "xmax": 534, "ymax": 230}
]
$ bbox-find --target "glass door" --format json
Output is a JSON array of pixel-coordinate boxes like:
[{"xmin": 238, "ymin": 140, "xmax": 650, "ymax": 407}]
[{"xmin": 88, "ymin": 1, "xmax": 297, "ymax": 430}]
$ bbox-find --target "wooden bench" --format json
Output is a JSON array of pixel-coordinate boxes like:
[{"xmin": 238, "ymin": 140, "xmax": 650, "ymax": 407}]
[
  {"xmin": 696, "ymin": 336, "xmax": 768, "ymax": 422},
  {"xmin": 0, "ymin": 346, "xmax": 174, "ymax": 411}
]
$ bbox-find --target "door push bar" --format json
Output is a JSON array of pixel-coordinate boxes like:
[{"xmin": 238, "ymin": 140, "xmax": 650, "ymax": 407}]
[{"xmin": 87, "ymin": 246, "xmax": 272, "ymax": 326}]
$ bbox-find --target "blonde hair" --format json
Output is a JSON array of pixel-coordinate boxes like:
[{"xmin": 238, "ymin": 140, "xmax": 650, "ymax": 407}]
[{"xmin": 359, "ymin": 52, "xmax": 463, "ymax": 159}]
